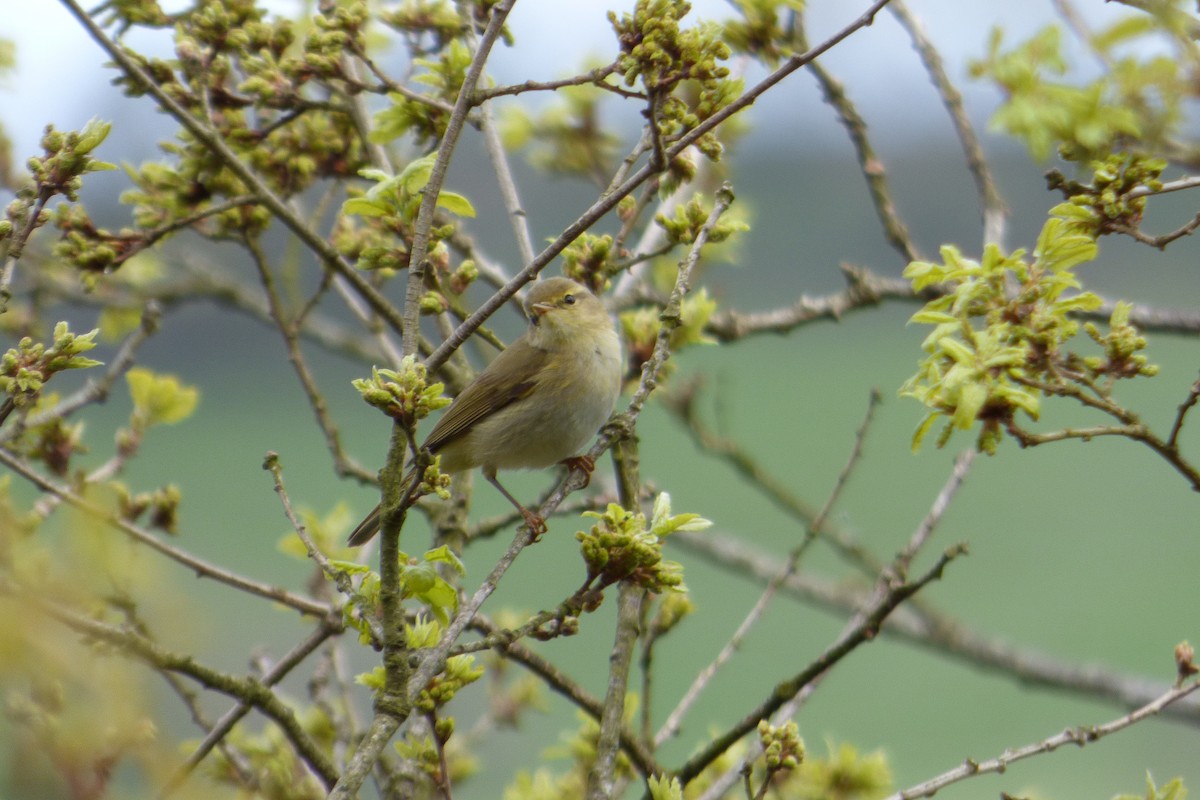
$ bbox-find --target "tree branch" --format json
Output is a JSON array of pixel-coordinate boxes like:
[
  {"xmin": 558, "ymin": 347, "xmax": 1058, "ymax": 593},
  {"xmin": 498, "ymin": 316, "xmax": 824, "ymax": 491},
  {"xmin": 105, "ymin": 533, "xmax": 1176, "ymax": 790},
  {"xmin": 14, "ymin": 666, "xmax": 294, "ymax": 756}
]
[{"xmin": 887, "ymin": 679, "xmax": 1200, "ymax": 800}]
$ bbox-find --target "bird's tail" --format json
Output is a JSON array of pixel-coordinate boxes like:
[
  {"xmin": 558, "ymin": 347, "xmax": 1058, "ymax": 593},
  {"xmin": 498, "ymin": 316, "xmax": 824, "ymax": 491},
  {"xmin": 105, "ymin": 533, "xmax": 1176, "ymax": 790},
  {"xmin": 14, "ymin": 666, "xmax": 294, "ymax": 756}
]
[
  {"xmin": 347, "ymin": 503, "xmax": 382, "ymax": 547},
  {"xmin": 347, "ymin": 466, "xmax": 418, "ymax": 546}
]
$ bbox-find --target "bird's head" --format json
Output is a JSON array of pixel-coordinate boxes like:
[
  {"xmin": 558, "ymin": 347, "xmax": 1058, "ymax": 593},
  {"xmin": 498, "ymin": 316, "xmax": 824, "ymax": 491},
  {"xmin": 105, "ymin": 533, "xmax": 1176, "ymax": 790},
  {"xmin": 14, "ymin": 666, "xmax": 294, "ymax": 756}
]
[{"xmin": 524, "ymin": 277, "xmax": 610, "ymax": 341}]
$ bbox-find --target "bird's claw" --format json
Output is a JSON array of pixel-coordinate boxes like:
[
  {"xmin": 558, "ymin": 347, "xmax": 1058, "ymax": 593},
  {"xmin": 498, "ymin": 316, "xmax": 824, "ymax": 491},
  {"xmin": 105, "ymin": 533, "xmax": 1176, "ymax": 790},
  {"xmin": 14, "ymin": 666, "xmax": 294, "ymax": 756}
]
[
  {"xmin": 561, "ymin": 455, "xmax": 596, "ymax": 488},
  {"xmin": 521, "ymin": 508, "xmax": 548, "ymax": 541}
]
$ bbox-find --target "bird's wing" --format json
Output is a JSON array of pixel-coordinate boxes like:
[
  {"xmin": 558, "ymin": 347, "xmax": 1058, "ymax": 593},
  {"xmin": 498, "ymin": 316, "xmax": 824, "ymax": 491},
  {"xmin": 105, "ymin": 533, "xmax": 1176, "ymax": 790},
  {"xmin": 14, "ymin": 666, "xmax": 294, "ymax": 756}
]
[{"xmin": 424, "ymin": 337, "xmax": 548, "ymax": 453}]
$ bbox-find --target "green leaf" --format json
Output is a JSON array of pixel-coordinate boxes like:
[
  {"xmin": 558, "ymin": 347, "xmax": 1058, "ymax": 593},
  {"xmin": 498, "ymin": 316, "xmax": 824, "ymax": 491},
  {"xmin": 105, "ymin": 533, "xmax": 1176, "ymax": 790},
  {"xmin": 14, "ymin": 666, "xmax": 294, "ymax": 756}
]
[
  {"xmin": 398, "ymin": 154, "xmax": 436, "ymax": 193},
  {"xmin": 953, "ymin": 382, "xmax": 987, "ymax": 429},
  {"xmin": 1053, "ymin": 292, "xmax": 1103, "ymax": 313},
  {"xmin": 342, "ymin": 197, "xmax": 389, "ymax": 217},
  {"xmin": 357, "ymin": 167, "xmax": 391, "ymax": 183},
  {"xmin": 910, "ymin": 412, "xmax": 939, "ymax": 452},
  {"xmin": 127, "ymin": 367, "xmax": 199, "ymax": 427},
  {"xmin": 435, "ymin": 190, "xmax": 476, "ymax": 218},
  {"xmin": 75, "ymin": 119, "xmax": 112, "ymax": 154},
  {"xmin": 909, "ymin": 310, "xmax": 958, "ymax": 325},
  {"xmin": 938, "ymin": 337, "xmax": 975, "ymax": 365},
  {"xmin": 648, "ymin": 774, "xmax": 684, "ymax": 800},
  {"xmin": 424, "ymin": 544, "xmax": 466, "ymax": 575}
]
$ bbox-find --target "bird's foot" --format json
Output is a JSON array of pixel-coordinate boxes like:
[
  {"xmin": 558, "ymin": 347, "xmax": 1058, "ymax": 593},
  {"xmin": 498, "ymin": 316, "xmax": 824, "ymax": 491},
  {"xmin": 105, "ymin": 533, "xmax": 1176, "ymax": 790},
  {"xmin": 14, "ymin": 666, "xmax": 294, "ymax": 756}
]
[{"xmin": 561, "ymin": 455, "xmax": 596, "ymax": 488}]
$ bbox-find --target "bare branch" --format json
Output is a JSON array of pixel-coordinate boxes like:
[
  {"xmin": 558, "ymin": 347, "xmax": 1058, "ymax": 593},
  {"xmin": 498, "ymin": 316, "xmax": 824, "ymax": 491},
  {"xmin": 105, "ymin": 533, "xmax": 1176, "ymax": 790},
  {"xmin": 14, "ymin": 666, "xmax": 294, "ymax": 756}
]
[
  {"xmin": 676, "ymin": 545, "xmax": 965, "ymax": 789},
  {"xmin": 424, "ymin": 0, "xmax": 900, "ymax": 371},
  {"xmin": 401, "ymin": 0, "xmax": 518, "ymax": 356},
  {"xmin": 15, "ymin": 591, "xmax": 341, "ymax": 791},
  {"xmin": 797, "ymin": 18, "xmax": 919, "ymax": 263},
  {"xmin": 889, "ymin": 0, "xmax": 1008, "ymax": 246},
  {"xmin": 656, "ymin": 391, "xmax": 882, "ymax": 747},
  {"xmin": 0, "ymin": 447, "xmax": 330, "ymax": 618},
  {"xmin": 468, "ymin": 613, "xmax": 660, "ymax": 777},
  {"xmin": 587, "ymin": 582, "xmax": 645, "ymax": 800},
  {"xmin": 674, "ymin": 530, "xmax": 1200, "ymax": 726},
  {"xmin": 57, "ymin": 0, "xmax": 409, "ymax": 336},
  {"xmin": 159, "ymin": 619, "xmax": 341, "ymax": 797},
  {"xmin": 887, "ymin": 679, "xmax": 1200, "ymax": 800}
]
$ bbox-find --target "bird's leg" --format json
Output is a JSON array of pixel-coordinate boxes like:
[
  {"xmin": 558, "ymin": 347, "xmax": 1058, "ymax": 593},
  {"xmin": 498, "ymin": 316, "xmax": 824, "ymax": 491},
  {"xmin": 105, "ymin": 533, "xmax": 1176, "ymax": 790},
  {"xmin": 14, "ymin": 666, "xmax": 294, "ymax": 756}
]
[
  {"xmin": 560, "ymin": 454, "xmax": 596, "ymax": 488},
  {"xmin": 484, "ymin": 471, "xmax": 548, "ymax": 537}
]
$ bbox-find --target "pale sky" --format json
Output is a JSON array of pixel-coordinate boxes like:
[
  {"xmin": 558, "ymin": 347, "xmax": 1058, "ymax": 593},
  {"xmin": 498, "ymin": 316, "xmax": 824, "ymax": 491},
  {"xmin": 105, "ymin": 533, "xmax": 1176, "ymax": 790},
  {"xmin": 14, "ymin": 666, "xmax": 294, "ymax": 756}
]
[{"xmin": 4, "ymin": 1, "xmax": 1130, "ymax": 158}]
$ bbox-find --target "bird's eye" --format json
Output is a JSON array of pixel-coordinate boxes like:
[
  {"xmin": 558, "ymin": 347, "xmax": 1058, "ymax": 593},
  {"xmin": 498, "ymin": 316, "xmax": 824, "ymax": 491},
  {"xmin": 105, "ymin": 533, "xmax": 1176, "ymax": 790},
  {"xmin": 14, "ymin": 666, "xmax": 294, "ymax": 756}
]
[{"xmin": 563, "ymin": 293, "xmax": 576, "ymax": 305}]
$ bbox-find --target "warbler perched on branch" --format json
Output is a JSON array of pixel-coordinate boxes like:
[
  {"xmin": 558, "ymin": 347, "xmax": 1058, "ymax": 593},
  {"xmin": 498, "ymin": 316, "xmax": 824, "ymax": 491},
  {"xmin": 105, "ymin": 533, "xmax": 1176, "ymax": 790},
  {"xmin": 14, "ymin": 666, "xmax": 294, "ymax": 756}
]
[{"xmin": 348, "ymin": 277, "xmax": 623, "ymax": 546}]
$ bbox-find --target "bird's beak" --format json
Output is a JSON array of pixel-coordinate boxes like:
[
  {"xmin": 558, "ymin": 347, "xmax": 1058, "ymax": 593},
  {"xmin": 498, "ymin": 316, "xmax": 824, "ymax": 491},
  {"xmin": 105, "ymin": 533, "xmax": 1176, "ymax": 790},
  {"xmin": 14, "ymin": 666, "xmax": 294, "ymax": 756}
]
[{"xmin": 530, "ymin": 301, "xmax": 554, "ymax": 318}]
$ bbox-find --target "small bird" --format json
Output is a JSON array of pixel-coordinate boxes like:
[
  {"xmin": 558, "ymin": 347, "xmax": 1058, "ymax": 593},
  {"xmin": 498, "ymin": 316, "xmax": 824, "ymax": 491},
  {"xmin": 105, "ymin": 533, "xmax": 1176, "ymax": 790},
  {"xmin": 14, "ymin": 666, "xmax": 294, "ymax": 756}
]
[{"xmin": 348, "ymin": 277, "xmax": 623, "ymax": 546}]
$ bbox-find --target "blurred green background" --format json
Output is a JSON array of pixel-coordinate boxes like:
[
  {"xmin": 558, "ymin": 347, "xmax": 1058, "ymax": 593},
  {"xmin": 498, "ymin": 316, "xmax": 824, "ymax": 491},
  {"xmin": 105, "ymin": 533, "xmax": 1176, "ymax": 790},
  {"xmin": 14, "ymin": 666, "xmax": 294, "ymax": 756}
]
[{"xmin": 4, "ymin": 2, "xmax": 1200, "ymax": 798}]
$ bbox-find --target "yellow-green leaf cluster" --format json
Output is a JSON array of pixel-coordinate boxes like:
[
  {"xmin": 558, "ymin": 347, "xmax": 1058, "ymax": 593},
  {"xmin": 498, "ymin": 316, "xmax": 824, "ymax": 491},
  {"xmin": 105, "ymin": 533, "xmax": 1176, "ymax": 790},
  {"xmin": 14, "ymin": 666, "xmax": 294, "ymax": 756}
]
[
  {"xmin": 647, "ymin": 774, "xmax": 684, "ymax": 800},
  {"xmin": 502, "ymin": 86, "xmax": 622, "ymax": 184},
  {"xmin": 655, "ymin": 193, "xmax": 748, "ymax": 246},
  {"xmin": 971, "ymin": 10, "xmax": 1192, "ymax": 163},
  {"xmin": 1083, "ymin": 301, "xmax": 1158, "ymax": 380},
  {"xmin": 343, "ymin": 156, "xmax": 475, "ymax": 223},
  {"xmin": 792, "ymin": 742, "xmax": 891, "ymax": 800},
  {"xmin": 1049, "ymin": 151, "xmax": 1166, "ymax": 238},
  {"xmin": 609, "ymin": 0, "xmax": 739, "ymax": 160},
  {"xmin": 901, "ymin": 217, "xmax": 1108, "ymax": 453},
  {"xmin": 620, "ymin": 287, "xmax": 718, "ymax": 378},
  {"xmin": 1113, "ymin": 773, "xmax": 1187, "ymax": 800},
  {"xmin": 0, "ymin": 323, "xmax": 102, "ymax": 408},
  {"xmin": 722, "ymin": 0, "xmax": 805, "ymax": 66},
  {"xmin": 353, "ymin": 356, "xmax": 451, "ymax": 424},
  {"xmin": 277, "ymin": 502, "xmax": 356, "ymax": 560},
  {"xmin": 577, "ymin": 493, "xmax": 709, "ymax": 593},
  {"xmin": 371, "ymin": 39, "xmax": 471, "ymax": 145}
]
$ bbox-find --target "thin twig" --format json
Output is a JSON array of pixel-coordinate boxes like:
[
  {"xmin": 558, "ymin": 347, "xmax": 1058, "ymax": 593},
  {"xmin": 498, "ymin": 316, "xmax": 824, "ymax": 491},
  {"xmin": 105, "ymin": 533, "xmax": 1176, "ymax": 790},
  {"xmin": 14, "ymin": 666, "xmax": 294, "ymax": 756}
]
[
  {"xmin": 0, "ymin": 188, "xmax": 54, "ymax": 310},
  {"xmin": 265, "ymin": 453, "xmax": 366, "ymax": 608},
  {"xmin": 157, "ymin": 672, "xmax": 256, "ymax": 788},
  {"xmin": 1128, "ymin": 174, "xmax": 1200, "ymax": 197},
  {"xmin": 886, "ymin": 679, "xmax": 1200, "ymax": 800},
  {"xmin": 796, "ymin": 17, "xmax": 918, "ymax": 263},
  {"xmin": 889, "ymin": 0, "xmax": 1008, "ymax": 246},
  {"xmin": 0, "ymin": 302, "xmax": 161, "ymax": 439},
  {"xmin": 467, "ymin": 613, "xmax": 660, "ymax": 776},
  {"xmin": 675, "ymin": 545, "xmax": 965, "ymax": 790},
  {"xmin": 673, "ymin": 530, "xmax": 1200, "ymax": 725},
  {"xmin": 702, "ymin": 263, "xmax": 1200, "ymax": 340},
  {"xmin": 695, "ymin": 449, "xmax": 975, "ymax": 800},
  {"xmin": 1110, "ymin": 211, "xmax": 1200, "ymax": 249},
  {"xmin": 0, "ymin": 447, "xmax": 330, "ymax": 618},
  {"xmin": 245, "ymin": 236, "xmax": 369, "ymax": 481},
  {"xmin": 399, "ymin": 185, "xmax": 738, "ymax": 736},
  {"xmin": 893, "ymin": 449, "xmax": 974, "ymax": 578},
  {"xmin": 662, "ymin": 379, "xmax": 884, "ymax": 575},
  {"xmin": 476, "ymin": 63, "xmax": 634, "ymax": 101},
  {"xmin": 424, "ymin": 0, "xmax": 900, "ymax": 372},
  {"xmin": 587, "ymin": 582, "xmax": 646, "ymax": 800},
  {"xmin": 656, "ymin": 391, "xmax": 881, "ymax": 746},
  {"xmin": 401, "ymin": 0, "xmax": 518, "ymax": 356},
  {"xmin": 1168, "ymin": 373, "xmax": 1200, "ymax": 449},
  {"xmin": 57, "ymin": 0, "xmax": 409, "ymax": 336},
  {"xmin": 479, "ymin": 98, "xmax": 536, "ymax": 266},
  {"xmin": 158, "ymin": 618, "xmax": 341, "ymax": 798},
  {"xmin": 25, "ymin": 594, "xmax": 341, "ymax": 791}
]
